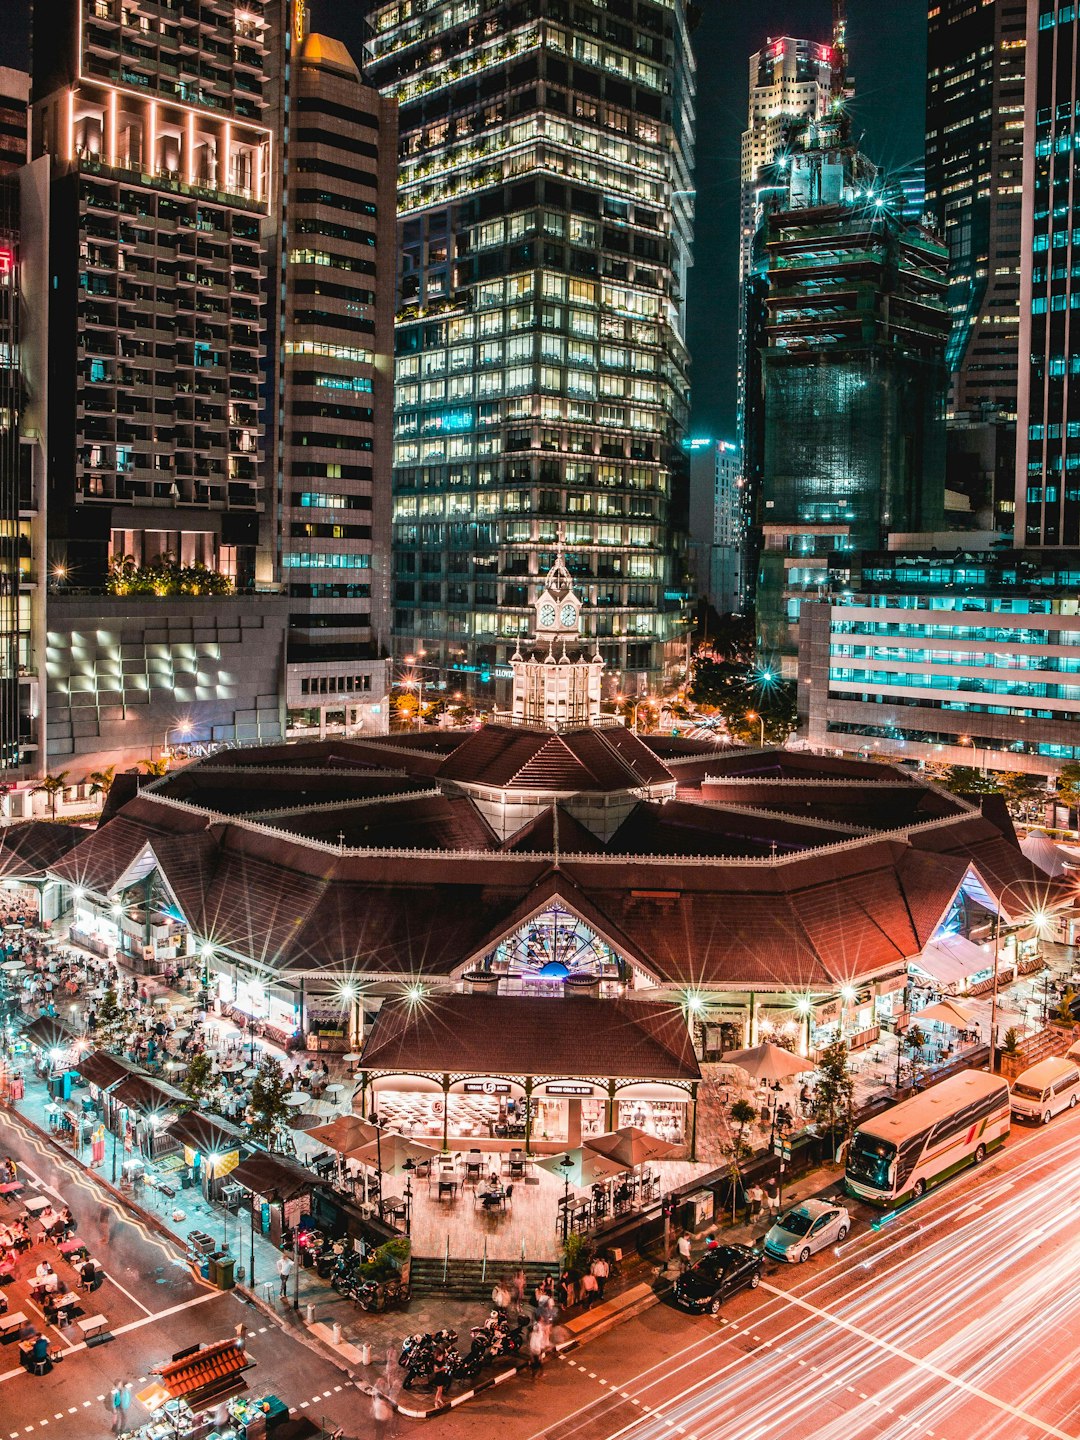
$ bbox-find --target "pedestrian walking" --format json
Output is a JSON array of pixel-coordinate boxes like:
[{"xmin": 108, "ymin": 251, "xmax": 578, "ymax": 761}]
[
  {"xmin": 528, "ymin": 1316, "xmax": 552, "ymax": 1378},
  {"xmin": 580, "ymin": 1269, "xmax": 598, "ymax": 1308},
  {"xmin": 766, "ymin": 1180, "xmax": 780, "ymax": 1221},
  {"xmin": 590, "ymin": 1252, "xmax": 610, "ymax": 1300},
  {"xmin": 276, "ymin": 1252, "xmax": 293, "ymax": 1300},
  {"xmin": 371, "ymin": 1386, "xmax": 394, "ymax": 1440},
  {"xmin": 747, "ymin": 1182, "xmax": 764, "ymax": 1222},
  {"xmin": 110, "ymin": 1380, "xmax": 132, "ymax": 1436},
  {"xmin": 677, "ymin": 1231, "xmax": 692, "ymax": 1271}
]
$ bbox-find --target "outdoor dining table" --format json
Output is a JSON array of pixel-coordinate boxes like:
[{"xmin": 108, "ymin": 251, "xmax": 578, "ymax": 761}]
[
  {"xmin": 23, "ymin": 1197, "xmax": 49, "ymax": 1215},
  {"xmin": 56, "ymin": 1236, "xmax": 84, "ymax": 1256},
  {"xmin": 437, "ymin": 1177, "xmax": 459, "ymax": 1200}
]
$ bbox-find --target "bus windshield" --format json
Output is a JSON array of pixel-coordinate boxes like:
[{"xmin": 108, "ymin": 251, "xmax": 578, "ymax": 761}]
[
  {"xmin": 1012, "ymin": 1083, "xmax": 1044, "ymax": 1100},
  {"xmin": 847, "ymin": 1132, "xmax": 895, "ymax": 1190}
]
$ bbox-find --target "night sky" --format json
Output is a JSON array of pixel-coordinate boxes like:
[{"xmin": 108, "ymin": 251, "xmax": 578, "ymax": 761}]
[{"xmin": 2, "ymin": 0, "xmax": 926, "ymax": 438}]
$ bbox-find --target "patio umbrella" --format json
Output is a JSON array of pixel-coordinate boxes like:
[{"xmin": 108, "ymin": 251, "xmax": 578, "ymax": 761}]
[
  {"xmin": 722, "ymin": 1042, "xmax": 816, "ymax": 1083},
  {"xmin": 305, "ymin": 1115, "xmax": 379, "ymax": 1153},
  {"xmin": 283, "ymin": 1092, "xmax": 312, "ymax": 1108},
  {"xmin": 0, "ymin": 960, "xmax": 25, "ymax": 972},
  {"xmin": 345, "ymin": 1133, "xmax": 438, "ymax": 1176},
  {"xmin": 538, "ymin": 1148, "xmax": 627, "ymax": 1188},
  {"xmin": 915, "ymin": 999, "xmax": 977, "ymax": 1030},
  {"xmin": 584, "ymin": 1126, "xmax": 677, "ymax": 1169}
]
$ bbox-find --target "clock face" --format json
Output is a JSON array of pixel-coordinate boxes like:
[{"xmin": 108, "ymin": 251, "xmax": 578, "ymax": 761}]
[
  {"xmin": 539, "ymin": 603, "xmax": 557, "ymax": 628},
  {"xmin": 560, "ymin": 602, "xmax": 577, "ymax": 628}
]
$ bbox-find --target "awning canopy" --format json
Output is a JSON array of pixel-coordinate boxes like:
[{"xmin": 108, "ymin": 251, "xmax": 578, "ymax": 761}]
[
  {"xmin": 166, "ymin": 1112, "xmax": 246, "ymax": 1157},
  {"xmin": 912, "ymin": 935, "xmax": 993, "ymax": 990},
  {"xmin": 74, "ymin": 1051, "xmax": 140, "ymax": 1090},
  {"xmin": 153, "ymin": 1339, "xmax": 252, "ymax": 1402},
  {"xmin": 110, "ymin": 1072, "xmax": 189, "ymax": 1117},
  {"xmin": 230, "ymin": 1152, "xmax": 321, "ymax": 1204},
  {"xmin": 21, "ymin": 1016, "xmax": 79, "ymax": 1052}
]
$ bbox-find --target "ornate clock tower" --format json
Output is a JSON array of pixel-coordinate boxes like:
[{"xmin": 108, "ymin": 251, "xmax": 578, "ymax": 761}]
[{"xmin": 509, "ymin": 543, "xmax": 603, "ymax": 730}]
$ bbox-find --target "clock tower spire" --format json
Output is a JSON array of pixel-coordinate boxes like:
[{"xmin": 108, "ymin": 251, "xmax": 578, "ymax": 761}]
[{"xmin": 508, "ymin": 533, "xmax": 603, "ymax": 730}]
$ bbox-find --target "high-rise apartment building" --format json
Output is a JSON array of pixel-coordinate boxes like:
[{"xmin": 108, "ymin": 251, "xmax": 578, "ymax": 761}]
[
  {"xmin": 753, "ymin": 80, "xmax": 950, "ymax": 669},
  {"xmin": 1017, "ymin": 0, "xmax": 1080, "ymax": 546},
  {"xmin": 925, "ymin": 0, "xmax": 1026, "ymax": 538},
  {"xmin": 366, "ymin": 0, "xmax": 695, "ymax": 698},
  {"xmin": 0, "ymin": 70, "xmax": 30, "ymax": 771},
  {"xmin": 686, "ymin": 438, "xmax": 742, "ymax": 616},
  {"xmin": 268, "ymin": 22, "xmax": 395, "ymax": 736},
  {"xmin": 0, "ymin": 2, "xmax": 396, "ymax": 779}
]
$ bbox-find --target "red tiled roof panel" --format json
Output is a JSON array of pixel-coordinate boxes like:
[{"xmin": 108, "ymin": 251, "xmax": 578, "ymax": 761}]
[
  {"xmin": 361, "ymin": 993, "xmax": 700, "ymax": 1080},
  {"xmin": 0, "ymin": 821, "xmax": 86, "ymax": 879}
]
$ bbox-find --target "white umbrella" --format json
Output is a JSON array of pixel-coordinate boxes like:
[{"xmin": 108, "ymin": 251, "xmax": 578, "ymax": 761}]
[
  {"xmin": 915, "ymin": 999, "xmax": 977, "ymax": 1030},
  {"xmin": 283, "ymin": 1092, "xmax": 311, "ymax": 1107},
  {"xmin": 345, "ymin": 1133, "xmax": 438, "ymax": 1176},
  {"xmin": 0, "ymin": 960, "xmax": 25, "ymax": 972},
  {"xmin": 242, "ymin": 1066, "xmax": 259, "ymax": 1079},
  {"xmin": 723, "ymin": 1042, "xmax": 816, "ymax": 1083},
  {"xmin": 538, "ymin": 1148, "xmax": 627, "ymax": 1187}
]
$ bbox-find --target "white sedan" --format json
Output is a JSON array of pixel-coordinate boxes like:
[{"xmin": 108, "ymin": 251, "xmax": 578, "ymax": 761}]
[{"xmin": 763, "ymin": 1197, "xmax": 850, "ymax": 1263}]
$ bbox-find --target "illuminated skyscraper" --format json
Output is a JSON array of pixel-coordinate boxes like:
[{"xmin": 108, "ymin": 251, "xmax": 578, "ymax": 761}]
[
  {"xmin": 366, "ymin": 0, "xmax": 695, "ymax": 698},
  {"xmin": 925, "ymin": 0, "xmax": 1025, "ymax": 534},
  {"xmin": 1016, "ymin": 0, "xmax": 1080, "ymax": 546},
  {"xmin": 753, "ymin": 34, "xmax": 949, "ymax": 668},
  {"xmin": 268, "ymin": 21, "xmax": 396, "ymax": 736}
]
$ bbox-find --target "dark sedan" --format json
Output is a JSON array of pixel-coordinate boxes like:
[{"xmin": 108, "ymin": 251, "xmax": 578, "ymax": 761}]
[{"xmin": 672, "ymin": 1243, "xmax": 763, "ymax": 1314}]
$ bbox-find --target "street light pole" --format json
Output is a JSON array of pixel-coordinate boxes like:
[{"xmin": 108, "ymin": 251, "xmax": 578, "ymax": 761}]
[{"xmin": 746, "ymin": 710, "xmax": 765, "ymax": 747}]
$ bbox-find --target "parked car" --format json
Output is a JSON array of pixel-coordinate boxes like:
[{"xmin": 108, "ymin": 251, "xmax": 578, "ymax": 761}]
[
  {"xmin": 673, "ymin": 1242, "xmax": 763, "ymax": 1314},
  {"xmin": 764, "ymin": 1198, "xmax": 850, "ymax": 1263}
]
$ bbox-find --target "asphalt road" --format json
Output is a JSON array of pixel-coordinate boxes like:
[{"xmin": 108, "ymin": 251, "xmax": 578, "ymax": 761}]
[
  {"xmin": 426, "ymin": 1108, "xmax": 1080, "ymax": 1440},
  {"xmin": 0, "ymin": 1105, "xmax": 366, "ymax": 1439}
]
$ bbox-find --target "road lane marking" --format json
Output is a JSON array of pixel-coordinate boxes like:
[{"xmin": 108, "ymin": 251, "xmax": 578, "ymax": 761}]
[
  {"xmin": 760, "ymin": 1280, "xmax": 1075, "ymax": 1439},
  {"xmin": 101, "ymin": 1271, "xmax": 153, "ymax": 1316}
]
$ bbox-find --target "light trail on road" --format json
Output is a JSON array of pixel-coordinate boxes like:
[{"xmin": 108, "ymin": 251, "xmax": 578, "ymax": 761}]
[{"xmin": 535, "ymin": 1120, "xmax": 1080, "ymax": 1440}]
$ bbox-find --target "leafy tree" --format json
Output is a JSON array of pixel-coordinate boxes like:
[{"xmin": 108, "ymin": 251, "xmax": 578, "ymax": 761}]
[
  {"xmin": 87, "ymin": 765, "xmax": 116, "ymax": 800},
  {"xmin": 904, "ymin": 1024, "xmax": 927, "ymax": 1087},
  {"xmin": 107, "ymin": 551, "xmax": 233, "ymax": 598},
  {"xmin": 139, "ymin": 756, "xmax": 170, "ymax": 777},
  {"xmin": 96, "ymin": 987, "xmax": 125, "ymax": 1047},
  {"xmin": 34, "ymin": 771, "xmax": 70, "ymax": 817},
  {"xmin": 1001, "ymin": 1026, "xmax": 1022, "ymax": 1057},
  {"xmin": 181, "ymin": 1052, "xmax": 215, "ymax": 1103},
  {"xmin": 1056, "ymin": 989, "xmax": 1077, "ymax": 1025},
  {"xmin": 723, "ymin": 1098, "xmax": 758, "ymax": 1223},
  {"xmin": 1056, "ymin": 762, "xmax": 1080, "ymax": 823},
  {"xmin": 688, "ymin": 656, "xmax": 798, "ymax": 745},
  {"xmin": 811, "ymin": 1039, "xmax": 856, "ymax": 1149},
  {"xmin": 247, "ymin": 1056, "xmax": 290, "ymax": 1149}
]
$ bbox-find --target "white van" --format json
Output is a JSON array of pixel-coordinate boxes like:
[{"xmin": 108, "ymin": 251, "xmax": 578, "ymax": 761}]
[{"xmin": 1010, "ymin": 1057, "xmax": 1080, "ymax": 1124}]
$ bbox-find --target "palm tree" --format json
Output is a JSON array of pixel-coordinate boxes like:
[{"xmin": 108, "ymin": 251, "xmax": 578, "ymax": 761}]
[
  {"xmin": 87, "ymin": 765, "xmax": 116, "ymax": 801},
  {"xmin": 34, "ymin": 771, "xmax": 69, "ymax": 818},
  {"xmin": 139, "ymin": 756, "xmax": 170, "ymax": 777}
]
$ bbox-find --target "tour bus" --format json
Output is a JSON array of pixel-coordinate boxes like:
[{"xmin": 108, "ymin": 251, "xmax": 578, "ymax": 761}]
[
  {"xmin": 845, "ymin": 1070, "xmax": 1010, "ymax": 1206},
  {"xmin": 1010, "ymin": 1056, "xmax": 1080, "ymax": 1124}
]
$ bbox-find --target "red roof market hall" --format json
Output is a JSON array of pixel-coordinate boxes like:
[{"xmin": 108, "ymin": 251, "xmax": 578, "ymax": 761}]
[{"xmin": 39, "ymin": 558, "xmax": 1061, "ymax": 1157}]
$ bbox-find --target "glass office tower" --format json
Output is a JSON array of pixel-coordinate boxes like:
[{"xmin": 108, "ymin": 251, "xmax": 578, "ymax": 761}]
[
  {"xmin": 366, "ymin": 0, "xmax": 695, "ymax": 697},
  {"xmin": 1017, "ymin": 0, "xmax": 1080, "ymax": 546}
]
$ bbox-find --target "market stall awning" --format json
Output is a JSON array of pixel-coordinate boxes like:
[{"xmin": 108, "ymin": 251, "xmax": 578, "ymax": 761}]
[
  {"xmin": 913, "ymin": 935, "xmax": 993, "ymax": 990},
  {"xmin": 21, "ymin": 1015, "xmax": 80, "ymax": 1052},
  {"xmin": 109, "ymin": 1072, "xmax": 190, "ymax": 1117},
  {"xmin": 165, "ymin": 1112, "xmax": 247, "ymax": 1157},
  {"xmin": 230, "ymin": 1152, "xmax": 321, "ymax": 1204},
  {"xmin": 153, "ymin": 1339, "xmax": 252, "ymax": 1402},
  {"xmin": 74, "ymin": 1051, "xmax": 140, "ymax": 1091}
]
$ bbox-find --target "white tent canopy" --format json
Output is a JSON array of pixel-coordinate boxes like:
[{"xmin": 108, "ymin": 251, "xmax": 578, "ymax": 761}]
[{"xmin": 912, "ymin": 934, "xmax": 993, "ymax": 992}]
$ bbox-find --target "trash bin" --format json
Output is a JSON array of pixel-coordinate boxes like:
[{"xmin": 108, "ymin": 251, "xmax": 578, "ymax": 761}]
[
  {"xmin": 208, "ymin": 1251, "xmax": 236, "ymax": 1290},
  {"xmin": 681, "ymin": 1189, "xmax": 714, "ymax": 1233}
]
